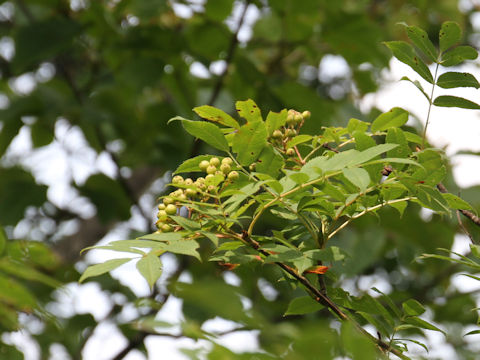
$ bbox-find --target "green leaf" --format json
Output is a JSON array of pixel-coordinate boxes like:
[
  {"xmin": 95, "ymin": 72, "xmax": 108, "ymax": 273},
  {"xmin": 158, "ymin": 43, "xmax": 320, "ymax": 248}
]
[
  {"xmin": 159, "ymin": 240, "xmax": 201, "ymax": 261},
  {"xmin": 404, "ymin": 316, "xmax": 445, "ymax": 334},
  {"xmin": 136, "ymin": 253, "xmax": 163, "ymax": 290},
  {"xmin": 235, "ymin": 99, "xmax": 263, "ymax": 123},
  {"xmin": 436, "ymin": 72, "xmax": 480, "ymax": 89},
  {"xmin": 139, "ymin": 232, "xmax": 184, "ymax": 242},
  {"xmin": 433, "ymin": 95, "xmax": 480, "ymax": 110},
  {"xmin": 287, "ymin": 135, "xmax": 313, "ymax": 149},
  {"xmin": 342, "ymin": 167, "xmax": 370, "ymax": 191},
  {"xmin": 265, "ymin": 109, "xmax": 287, "ymax": 135},
  {"xmin": 441, "ymin": 46, "xmax": 478, "ymax": 66},
  {"xmin": 0, "ymin": 274, "xmax": 37, "ymax": 311},
  {"xmin": 79, "ymin": 258, "xmax": 132, "ymax": 283},
  {"xmin": 386, "ymin": 128, "xmax": 411, "ymax": 159},
  {"xmin": 204, "ymin": 0, "xmax": 234, "ymax": 21},
  {"xmin": 0, "ymin": 258, "xmax": 62, "ymax": 288},
  {"xmin": 256, "ymin": 146, "xmax": 284, "ymax": 177},
  {"xmin": 400, "ymin": 76, "xmax": 430, "ymax": 101},
  {"xmin": 284, "ymin": 296, "xmax": 324, "ymax": 316},
  {"xmin": 175, "ymin": 118, "xmax": 229, "ymax": 152},
  {"xmin": 193, "ymin": 105, "xmax": 240, "ymax": 129},
  {"xmin": 174, "ymin": 155, "xmax": 218, "ymax": 174},
  {"xmin": 371, "ymin": 107, "xmax": 409, "ymax": 132},
  {"xmin": 441, "ymin": 193, "xmax": 475, "ymax": 211},
  {"xmin": 169, "ymin": 215, "xmax": 201, "ymax": 231},
  {"xmin": 383, "ymin": 41, "xmax": 433, "ymax": 83},
  {"xmin": 405, "ymin": 25, "xmax": 437, "ymax": 62},
  {"xmin": 416, "ymin": 185, "xmax": 450, "ymax": 213},
  {"xmin": 439, "ymin": 21, "xmax": 461, "ymax": 52},
  {"xmin": 347, "ymin": 118, "xmax": 370, "ymax": 134},
  {"xmin": 232, "ymin": 119, "xmax": 268, "ymax": 166},
  {"xmin": 465, "ymin": 330, "xmax": 480, "ymax": 336},
  {"xmin": 402, "ymin": 299, "xmax": 426, "ymax": 316}
]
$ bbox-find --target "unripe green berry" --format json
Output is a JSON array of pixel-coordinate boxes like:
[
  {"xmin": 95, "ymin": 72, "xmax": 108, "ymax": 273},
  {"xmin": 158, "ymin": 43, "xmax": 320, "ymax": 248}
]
[
  {"xmin": 184, "ymin": 178, "xmax": 193, "ymax": 185},
  {"xmin": 205, "ymin": 174, "xmax": 215, "ymax": 181},
  {"xmin": 196, "ymin": 182, "xmax": 206, "ymax": 190},
  {"xmin": 199, "ymin": 160, "xmax": 210, "ymax": 171},
  {"xmin": 206, "ymin": 165, "xmax": 217, "ymax": 175},
  {"xmin": 165, "ymin": 204, "xmax": 177, "ymax": 215},
  {"xmin": 186, "ymin": 188, "xmax": 197, "ymax": 197},
  {"xmin": 249, "ymin": 163, "xmax": 256, "ymax": 171},
  {"xmin": 209, "ymin": 157, "xmax": 220, "ymax": 167},
  {"xmin": 286, "ymin": 148, "xmax": 296, "ymax": 156},
  {"xmin": 196, "ymin": 177, "xmax": 205, "ymax": 183},
  {"xmin": 286, "ymin": 113, "xmax": 295, "ymax": 126},
  {"xmin": 220, "ymin": 163, "xmax": 231, "ymax": 174},
  {"xmin": 163, "ymin": 197, "xmax": 174, "ymax": 205},
  {"xmin": 221, "ymin": 157, "xmax": 233, "ymax": 166},
  {"xmin": 157, "ymin": 210, "xmax": 168, "ymax": 221},
  {"xmin": 294, "ymin": 113, "xmax": 303, "ymax": 124},
  {"xmin": 207, "ymin": 185, "xmax": 217, "ymax": 193},
  {"xmin": 285, "ymin": 128, "xmax": 296, "ymax": 138},
  {"xmin": 158, "ymin": 203, "xmax": 166, "ymax": 210},
  {"xmin": 272, "ymin": 129, "xmax": 283, "ymax": 139},
  {"xmin": 215, "ymin": 170, "xmax": 225, "ymax": 179},
  {"xmin": 161, "ymin": 223, "xmax": 173, "ymax": 232},
  {"xmin": 172, "ymin": 175, "xmax": 184, "ymax": 185},
  {"xmin": 228, "ymin": 171, "xmax": 239, "ymax": 181},
  {"xmin": 155, "ymin": 220, "xmax": 165, "ymax": 229},
  {"xmin": 177, "ymin": 193, "xmax": 187, "ymax": 201},
  {"xmin": 302, "ymin": 110, "xmax": 311, "ymax": 120}
]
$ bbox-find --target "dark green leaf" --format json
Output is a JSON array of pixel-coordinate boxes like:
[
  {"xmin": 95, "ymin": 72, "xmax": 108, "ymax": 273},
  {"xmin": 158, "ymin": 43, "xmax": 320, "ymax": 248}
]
[
  {"xmin": 193, "ymin": 105, "xmax": 239, "ymax": 129},
  {"xmin": 256, "ymin": 146, "xmax": 284, "ymax": 177},
  {"xmin": 284, "ymin": 296, "xmax": 324, "ymax": 316},
  {"xmin": 404, "ymin": 316, "xmax": 445, "ymax": 334},
  {"xmin": 342, "ymin": 167, "xmax": 370, "ymax": 191},
  {"xmin": 0, "ymin": 225, "xmax": 6, "ymax": 256},
  {"xmin": 402, "ymin": 299, "xmax": 426, "ymax": 316},
  {"xmin": 174, "ymin": 118, "xmax": 229, "ymax": 152},
  {"xmin": 383, "ymin": 41, "xmax": 433, "ymax": 83},
  {"xmin": 232, "ymin": 119, "xmax": 267, "ymax": 165},
  {"xmin": 441, "ymin": 46, "xmax": 478, "ymax": 66},
  {"xmin": 159, "ymin": 240, "xmax": 201, "ymax": 260},
  {"xmin": 433, "ymin": 95, "xmax": 480, "ymax": 110},
  {"xmin": 265, "ymin": 109, "xmax": 287, "ymax": 135},
  {"xmin": 204, "ymin": 0, "xmax": 234, "ymax": 21},
  {"xmin": 400, "ymin": 76, "xmax": 430, "ymax": 101},
  {"xmin": 439, "ymin": 21, "xmax": 461, "ymax": 53},
  {"xmin": 442, "ymin": 193, "xmax": 475, "ymax": 211},
  {"xmin": 465, "ymin": 330, "xmax": 480, "ymax": 336},
  {"xmin": 405, "ymin": 25, "xmax": 437, "ymax": 62},
  {"xmin": 169, "ymin": 215, "xmax": 201, "ymax": 231},
  {"xmin": 371, "ymin": 107, "xmax": 409, "ymax": 132},
  {"xmin": 436, "ymin": 72, "xmax": 480, "ymax": 89}
]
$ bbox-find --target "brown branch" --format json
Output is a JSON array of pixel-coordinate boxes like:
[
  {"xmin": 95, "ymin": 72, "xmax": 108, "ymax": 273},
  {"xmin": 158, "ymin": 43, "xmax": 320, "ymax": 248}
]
[{"xmin": 239, "ymin": 231, "xmax": 410, "ymax": 360}]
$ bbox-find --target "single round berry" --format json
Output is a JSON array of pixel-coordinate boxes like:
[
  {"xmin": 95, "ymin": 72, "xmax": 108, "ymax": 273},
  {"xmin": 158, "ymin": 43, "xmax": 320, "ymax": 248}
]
[
  {"xmin": 155, "ymin": 220, "xmax": 165, "ymax": 229},
  {"xmin": 205, "ymin": 174, "xmax": 215, "ymax": 181},
  {"xmin": 157, "ymin": 210, "xmax": 168, "ymax": 221},
  {"xmin": 196, "ymin": 177, "xmax": 205, "ymax": 183},
  {"xmin": 177, "ymin": 193, "xmax": 187, "ymax": 201},
  {"xmin": 272, "ymin": 129, "xmax": 283, "ymax": 139},
  {"xmin": 220, "ymin": 163, "xmax": 231, "ymax": 174},
  {"xmin": 285, "ymin": 128, "xmax": 296, "ymax": 137},
  {"xmin": 172, "ymin": 175, "xmax": 184, "ymax": 185},
  {"xmin": 207, "ymin": 185, "xmax": 217, "ymax": 193},
  {"xmin": 161, "ymin": 223, "xmax": 173, "ymax": 232},
  {"xmin": 206, "ymin": 165, "xmax": 217, "ymax": 175},
  {"xmin": 163, "ymin": 197, "xmax": 174, "ymax": 205},
  {"xmin": 209, "ymin": 157, "xmax": 221, "ymax": 167},
  {"xmin": 158, "ymin": 203, "xmax": 166, "ymax": 211},
  {"xmin": 294, "ymin": 113, "xmax": 303, "ymax": 124},
  {"xmin": 186, "ymin": 188, "xmax": 197, "ymax": 197},
  {"xmin": 165, "ymin": 204, "xmax": 177, "ymax": 215},
  {"xmin": 249, "ymin": 163, "xmax": 256, "ymax": 171},
  {"xmin": 228, "ymin": 171, "xmax": 239, "ymax": 181},
  {"xmin": 302, "ymin": 110, "xmax": 311, "ymax": 120},
  {"xmin": 286, "ymin": 113, "xmax": 296, "ymax": 126},
  {"xmin": 221, "ymin": 157, "xmax": 233, "ymax": 166},
  {"xmin": 184, "ymin": 178, "xmax": 193, "ymax": 185},
  {"xmin": 199, "ymin": 160, "xmax": 210, "ymax": 171},
  {"xmin": 286, "ymin": 148, "xmax": 296, "ymax": 156}
]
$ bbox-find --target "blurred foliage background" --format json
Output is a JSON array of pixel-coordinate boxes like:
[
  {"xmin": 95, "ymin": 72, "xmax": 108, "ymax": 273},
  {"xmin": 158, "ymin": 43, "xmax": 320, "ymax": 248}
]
[{"xmin": 1, "ymin": 0, "xmax": 480, "ymax": 359}]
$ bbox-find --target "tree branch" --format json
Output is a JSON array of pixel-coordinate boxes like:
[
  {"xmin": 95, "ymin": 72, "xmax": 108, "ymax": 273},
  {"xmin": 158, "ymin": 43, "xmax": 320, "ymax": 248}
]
[{"xmin": 437, "ymin": 183, "xmax": 480, "ymax": 232}]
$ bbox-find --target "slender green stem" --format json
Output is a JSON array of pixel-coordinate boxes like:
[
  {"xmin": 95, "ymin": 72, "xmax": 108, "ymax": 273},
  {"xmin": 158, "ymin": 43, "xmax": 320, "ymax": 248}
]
[{"xmin": 422, "ymin": 61, "xmax": 440, "ymax": 148}]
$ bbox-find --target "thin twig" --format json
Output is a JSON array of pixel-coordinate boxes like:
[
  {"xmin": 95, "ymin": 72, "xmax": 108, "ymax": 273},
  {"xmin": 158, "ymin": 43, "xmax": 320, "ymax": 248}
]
[{"xmin": 437, "ymin": 183, "xmax": 480, "ymax": 232}]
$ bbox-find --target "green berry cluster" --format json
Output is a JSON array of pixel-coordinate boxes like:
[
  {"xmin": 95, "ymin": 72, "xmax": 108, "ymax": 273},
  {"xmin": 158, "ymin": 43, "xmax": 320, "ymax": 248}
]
[
  {"xmin": 155, "ymin": 157, "xmax": 238, "ymax": 232},
  {"xmin": 270, "ymin": 109, "xmax": 311, "ymax": 157}
]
